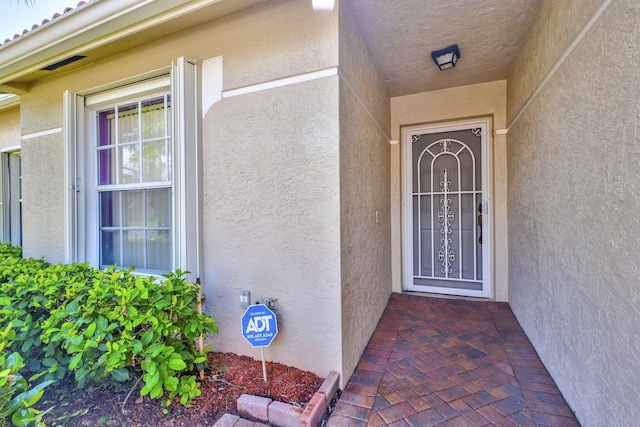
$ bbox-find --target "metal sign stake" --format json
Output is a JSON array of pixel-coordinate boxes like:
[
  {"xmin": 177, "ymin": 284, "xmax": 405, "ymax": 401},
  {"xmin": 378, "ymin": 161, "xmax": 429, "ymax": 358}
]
[
  {"xmin": 261, "ymin": 348, "xmax": 267, "ymax": 382},
  {"xmin": 241, "ymin": 303, "xmax": 278, "ymax": 383}
]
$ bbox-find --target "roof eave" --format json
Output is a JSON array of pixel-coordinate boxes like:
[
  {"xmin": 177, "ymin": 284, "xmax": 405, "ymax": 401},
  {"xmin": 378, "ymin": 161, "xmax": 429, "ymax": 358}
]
[
  {"xmin": 0, "ymin": 0, "xmax": 225, "ymax": 90},
  {"xmin": 0, "ymin": 94, "xmax": 20, "ymax": 110}
]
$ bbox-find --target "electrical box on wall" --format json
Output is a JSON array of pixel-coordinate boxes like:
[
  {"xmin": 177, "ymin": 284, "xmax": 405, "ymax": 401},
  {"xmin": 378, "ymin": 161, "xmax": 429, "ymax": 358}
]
[
  {"xmin": 266, "ymin": 298, "xmax": 277, "ymax": 310},
  {"xmin": 240, "ymin": 290, "xmax": 250, "ymax": 309}
]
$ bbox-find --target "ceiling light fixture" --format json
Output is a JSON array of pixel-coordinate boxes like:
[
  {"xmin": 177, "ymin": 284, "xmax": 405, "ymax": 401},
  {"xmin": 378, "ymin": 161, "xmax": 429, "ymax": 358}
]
[
  {"xmin": 312, "ymin": 0, "xmax": 335, "ymax": 11},
  {"xmin": 430, "ymin": 44, "xmax": 460, "ymax": 70}
]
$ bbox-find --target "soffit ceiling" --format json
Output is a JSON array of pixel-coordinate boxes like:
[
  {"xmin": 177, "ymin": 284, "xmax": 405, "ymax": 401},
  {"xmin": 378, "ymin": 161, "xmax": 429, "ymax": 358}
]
[
  {"xmin": 2, "ymin": 0, "xmax": 540, "ymax": 98},
  {"xmin": 347, "ymin": 0, "xmax": 541, "ymax": 97},
  {"xmin": 0, "ymin": 0, "xmax": 271, "ymax": 92}
]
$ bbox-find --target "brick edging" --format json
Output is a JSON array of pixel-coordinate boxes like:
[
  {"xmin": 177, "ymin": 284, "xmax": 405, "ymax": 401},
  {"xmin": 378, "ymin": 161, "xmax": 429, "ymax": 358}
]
[{"xmin": 233, "ymin": 371, "xmax": 340, "ymax": 427}]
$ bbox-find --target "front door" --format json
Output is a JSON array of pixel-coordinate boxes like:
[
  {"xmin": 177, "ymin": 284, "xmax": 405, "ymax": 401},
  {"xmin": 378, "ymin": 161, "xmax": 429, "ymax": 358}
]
[{"xmin": 404, "ymin": 121, "xmax": 490, "ymax": 297}]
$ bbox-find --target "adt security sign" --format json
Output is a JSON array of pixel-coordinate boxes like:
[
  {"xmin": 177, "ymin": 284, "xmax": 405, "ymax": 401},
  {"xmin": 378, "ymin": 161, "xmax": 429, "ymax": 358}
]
[{"xmin": 241, "ymin": 304, "xmax": 278, "ymax": 347}]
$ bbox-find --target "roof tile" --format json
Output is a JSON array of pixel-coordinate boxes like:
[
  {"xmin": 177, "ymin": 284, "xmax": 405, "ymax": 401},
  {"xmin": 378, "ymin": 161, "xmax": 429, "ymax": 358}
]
[{"xmin": 0, "ymin": 1, "xmax": 87, "ymax": 47}]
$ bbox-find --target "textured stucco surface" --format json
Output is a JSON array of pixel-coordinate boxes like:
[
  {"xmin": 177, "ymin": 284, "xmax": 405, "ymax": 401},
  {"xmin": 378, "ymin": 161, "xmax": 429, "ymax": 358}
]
[
  {"xmin": 339, "ymin": 1, "xmax": 390, "ymax": 134},
  {"xmin": 14, "ymin": 0, "xmax": 338, "ymax": 263},
  {"xmin": 507, "ymin": 0, "xmax": 602, "ymax": 123},
  {"xmin": 390, "ymin": 81, "xmax": 508, "ymax": 301},
  {"xmin": 0, "ymin": 107, "xmax": 20, "ymax": 149},
  {"xmin": 348, "ymin": 0, "xmax": 539, "ymax": 97},
  {"xmin": 11, "ymin": 0, "xmax": 345, "ymax": 377},
  {"xmin": 507, "ymin": 0, "xmax": 640, "ymax": 425},
  {"xmin": 21, "ymin": 133, "xmax": 65, "ymax": 263},
  {"xmin": 18, "ymin": 0, "xmax": 338, "ymax": 135},
  {"xmin": 338, "ymin": 1, "xmax": 392, "ymax": 385},
  {"xmin": 202, "ymin": 77, "xmax": 342, "ymax": 377}
]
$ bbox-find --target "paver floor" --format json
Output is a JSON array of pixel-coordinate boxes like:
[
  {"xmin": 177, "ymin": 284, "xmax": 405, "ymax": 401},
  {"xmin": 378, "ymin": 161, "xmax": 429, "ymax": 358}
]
[{"xmin": 327, "ymin": 293, "xmax": 580, "ymax": 426}]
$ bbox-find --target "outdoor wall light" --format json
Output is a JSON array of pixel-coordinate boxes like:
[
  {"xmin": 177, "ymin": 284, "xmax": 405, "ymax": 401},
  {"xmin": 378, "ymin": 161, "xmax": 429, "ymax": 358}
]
[
  {"xmin": 312, "ymin": 0, "xmax": 335, "ymax": 11},
  {"xmin": 430, "ymin": 44, "xmax": 461, "ymax": 70}
]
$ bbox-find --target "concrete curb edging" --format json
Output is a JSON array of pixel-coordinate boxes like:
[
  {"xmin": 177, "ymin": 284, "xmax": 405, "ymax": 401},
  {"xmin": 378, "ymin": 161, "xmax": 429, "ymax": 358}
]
[
  {"xmin": 299, "ymin": 392, "xmax": 325, "ymax": 427},
  {"xmin": 215, "ymin": 371, "xmax": 340, "ymax": 427},
  {"xmin": 317, "ymin": 371, "xmax": 339, "ymax": 410},
  {"xmin": 237, "ymin": 394, "xmax": 272, "ymax": 423}
]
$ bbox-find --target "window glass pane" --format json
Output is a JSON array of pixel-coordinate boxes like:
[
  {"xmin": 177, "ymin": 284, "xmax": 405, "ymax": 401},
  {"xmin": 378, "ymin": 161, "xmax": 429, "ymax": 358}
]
[
  {"xmin": 146, "ymin": 188, "xmax": 170, "ymax": 227},
  {"xmin": 141, "ymin": 98, "xmax": 166, "ymax": 140},
  {"xmin": 97, "ymin": 148, "xmax": 116, "ymax": 185},
  {"xmin": 166, "ymin": 100, "xmax": 172, "ymax": 136},
  {"xmin": 123, "ymin": 191, "xmax": 143, "ymax": 226},
  {"xmin": 101, "ymin": 230, "xmax": 120, "ymax": 267},
  {"xmin": 98, "ymin": 110, "xmax": 115, "ymax": 147},
  {"xmin": 167, "ymin": 139, "xmax": 173, "ymax": 178},
  {"xmin": 119, "ymin": 144, "xmax": 140, "ymax": 184},
  {"xmin": 147, "ymin": 230, "xmax": 171, "ymax": 270},
  {"xmin": 100, "ymin": 192, "xmax": 120, "ymax": 227},
  {"xmin": 142, "ymin": 141, "xmax": 168, "ymax": 182},
  {"xmin": 93, "ymin": 89, "xmax": 173, "ymax": 274},
  {"xmin": 17, "ymin": 155, "xmax": 21, "ymax": 200},
  {"xmin": 122, "ymin": 230, "xmax": 144, "ymax": 268},
  {"xmin": 118, "ymin": 103, "xmax": 139, "ymax": 144}
]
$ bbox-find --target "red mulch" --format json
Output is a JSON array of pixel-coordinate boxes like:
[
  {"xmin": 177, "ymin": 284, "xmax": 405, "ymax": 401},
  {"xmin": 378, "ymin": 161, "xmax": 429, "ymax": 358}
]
[{"xmin": 37, "ymin": 352, "xmax": 323, "ymax": 426}]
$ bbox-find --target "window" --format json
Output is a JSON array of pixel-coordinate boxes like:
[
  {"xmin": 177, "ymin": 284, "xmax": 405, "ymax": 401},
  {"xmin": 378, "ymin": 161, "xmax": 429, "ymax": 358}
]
[
  {"xmin": 96, "ymin": 96, "xmax": 172, "ymax": 272},
  {"xmin": 66, "ymin": 58, "xmax": 199, "ymax": 278},
  {"xmin": 1, "ymin": 150, "xmax": 22, "ymax": 246}
]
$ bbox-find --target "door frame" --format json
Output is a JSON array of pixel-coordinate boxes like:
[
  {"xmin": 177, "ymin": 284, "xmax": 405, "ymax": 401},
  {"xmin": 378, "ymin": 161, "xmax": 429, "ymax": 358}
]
[{"xmin": 402, "ymin": 119, "xmax": 492, "ymax": 298}]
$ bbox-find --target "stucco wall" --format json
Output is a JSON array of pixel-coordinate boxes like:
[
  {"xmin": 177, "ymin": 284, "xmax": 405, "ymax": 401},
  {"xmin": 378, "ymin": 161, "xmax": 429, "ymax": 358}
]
[
  {"xmin": 22, "ymin": 134, "xmax": 65, "ymax": 263},
  {"xmin": 338, "ymin": 1, "xmax": 392, "ymax": 384},
  {"xmin": 203, "ymin": 77, "xmax": 342, "ymax": 377},
  {"xmin": 19, "ymin": 0, "xmax": 339, "ymax": 135},
  {"xmin": 0, "ymin": 107, "xmax": 20, "ymax": 150},
  {"xmin": 506, "ymin": 0, "xmax": 640, "ymax": 424},
  {"xmin": 14, "ymin": 0, "xmax": 345, "ymax": 377},
  {"xmin": 390, "ymin": 80, "xmax": 508, "ymax": 301},
  {"xmin": 507, "ymin": 0, "xmax": 603, "ymax": 121},
  {"xmin": 17, "ymin": 0, "xmax": 337, "ymax": 262}
]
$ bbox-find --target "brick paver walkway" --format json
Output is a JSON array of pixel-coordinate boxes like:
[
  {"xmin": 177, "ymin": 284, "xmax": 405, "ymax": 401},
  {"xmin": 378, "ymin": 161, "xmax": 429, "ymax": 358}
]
[{"xmin": 327, "ymin": 293, "xmax": 580, "ymax": 426}]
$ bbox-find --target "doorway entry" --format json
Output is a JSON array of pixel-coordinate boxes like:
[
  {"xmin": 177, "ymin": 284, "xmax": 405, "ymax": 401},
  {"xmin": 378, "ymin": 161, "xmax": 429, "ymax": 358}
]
[{"xmin": 403, "ymin": 121, "xmax": 491, "ymax": 298}]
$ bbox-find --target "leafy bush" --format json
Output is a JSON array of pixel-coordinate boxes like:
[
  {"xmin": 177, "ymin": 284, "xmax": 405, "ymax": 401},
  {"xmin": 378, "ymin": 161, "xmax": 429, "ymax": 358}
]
[
  {"xmin": 0, "ymin": 243, "xmax": 217, "ymax": 407},
  {"xmin": 0, "ymin": 323, "xmax": 53, "ymax": 427}
]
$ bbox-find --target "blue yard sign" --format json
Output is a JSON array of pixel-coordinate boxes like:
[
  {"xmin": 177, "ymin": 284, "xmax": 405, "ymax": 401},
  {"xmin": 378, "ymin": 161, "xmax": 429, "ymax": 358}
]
[{"xmin": 241, "ymin": 304, "xmax": 278, "ymax": 348}]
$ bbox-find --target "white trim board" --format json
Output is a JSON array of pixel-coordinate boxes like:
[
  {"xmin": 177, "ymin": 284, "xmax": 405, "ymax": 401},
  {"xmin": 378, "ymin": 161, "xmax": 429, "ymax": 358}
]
[
  {"xmin": 505, "ymin": 0, "xmax": 612, "ymax": 133},
  {"xmin": 1, "ymin": 145, "xmax": 21, "ymax": 153},
  {"xmin": 339, "ymin": 69, "xmax": 391, "ymax": 142},
  {"xmin": 21, "ymin": 127, "xmax": 62, "ymax": 140},
  {"xmin": 222, "ymin": 67, "xmax": 338, "ymax": 98}
]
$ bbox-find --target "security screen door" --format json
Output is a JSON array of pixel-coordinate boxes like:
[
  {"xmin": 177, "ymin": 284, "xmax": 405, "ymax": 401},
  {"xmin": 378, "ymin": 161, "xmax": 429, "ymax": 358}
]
[{"xmin": 404, "ymin": 122, "xmax": 490, "ymax": 297}]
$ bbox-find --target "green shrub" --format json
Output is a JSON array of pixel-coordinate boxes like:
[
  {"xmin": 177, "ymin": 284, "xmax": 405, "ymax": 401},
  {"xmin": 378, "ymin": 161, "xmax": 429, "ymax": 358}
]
[
  {"xmin": 0, "ymin": 243, "xmax": 217, "ymax": 406},
  {"xmin": 0, "ymin": 323, "xmax": 53, "ymax": 427}
]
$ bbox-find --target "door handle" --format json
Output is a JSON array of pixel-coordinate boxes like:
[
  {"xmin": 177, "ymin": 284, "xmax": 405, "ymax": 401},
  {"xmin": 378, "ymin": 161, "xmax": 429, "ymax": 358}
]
[{"xmin": 477, "ymin": 203, "xmax": 482, "ymax": 245}]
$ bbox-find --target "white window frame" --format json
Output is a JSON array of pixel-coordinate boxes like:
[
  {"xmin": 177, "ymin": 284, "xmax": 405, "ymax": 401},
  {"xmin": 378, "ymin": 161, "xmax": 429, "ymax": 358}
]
[
  {"xmin": 87, "ymin": 86, "xmax": 173, "ymax": 275},
  {"xmin": 64, "ymin": 58, "xmax": 200, "ymax": 280},
  {"xmin": 1, "ymin": 147, "xmax": 22, "ymax": 246}
]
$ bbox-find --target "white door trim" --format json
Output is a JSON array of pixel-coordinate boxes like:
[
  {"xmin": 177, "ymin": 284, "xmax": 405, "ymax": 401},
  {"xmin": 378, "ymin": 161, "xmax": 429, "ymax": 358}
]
[{"xmin": 402, "ymin": 120, "xmax": 492, "ymax": 298}]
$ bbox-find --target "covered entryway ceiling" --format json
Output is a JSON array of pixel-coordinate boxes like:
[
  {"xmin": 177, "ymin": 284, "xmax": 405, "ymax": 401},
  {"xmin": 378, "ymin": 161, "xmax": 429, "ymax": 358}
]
[
  {"xmin": 347, "ymin": 0, "xmax": 541, "ymax": 97},
  {"xmin": 0, "ymin": 0, "xmax": 541, "ymax": 97}
]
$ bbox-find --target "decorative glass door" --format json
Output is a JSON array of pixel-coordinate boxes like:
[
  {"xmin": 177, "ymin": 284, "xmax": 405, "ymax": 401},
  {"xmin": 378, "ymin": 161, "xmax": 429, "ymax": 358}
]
[{"xmin": 404, "ymin": 122, "xmax": 490, "ymax": 297}]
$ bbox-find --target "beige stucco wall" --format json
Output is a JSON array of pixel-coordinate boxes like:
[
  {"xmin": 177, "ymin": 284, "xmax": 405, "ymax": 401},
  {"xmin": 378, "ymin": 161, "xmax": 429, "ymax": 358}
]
[
  {"xmin": 390, "ymin": 80, "xmax": 509, "ymax": 301},
  {"xmin": 338, "ymin": 1, "xmax": 392, "ymax": 384},
  {"xmin": 507, "ymin": 0, "xmax": 603, "ymax": 122},
  {"xmin": 203, "ymin": 76, "xmax": 342, "ymax": 377},
  {"xmin": 22, "ymin": 133, "xmax": 66, "ymax": 262},
  {"xmin": 506, "ymin": 0, "xmax": 640, "ymax": 425},
  {"xmin": 0, "ymin": 106, "xmax": 20, "ymax": 150},
  {"xmin": 15, "ymin": 0, "xmax": 345, "ymax": 377},
  {"xmin": 19, "ymin": 0, "xmax": 339, "ymax": 135},
  {"xmin": 0, "ymin": 106, "xmax": 22, "ymax": 247}
]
